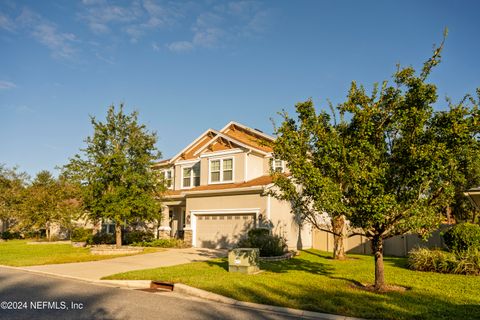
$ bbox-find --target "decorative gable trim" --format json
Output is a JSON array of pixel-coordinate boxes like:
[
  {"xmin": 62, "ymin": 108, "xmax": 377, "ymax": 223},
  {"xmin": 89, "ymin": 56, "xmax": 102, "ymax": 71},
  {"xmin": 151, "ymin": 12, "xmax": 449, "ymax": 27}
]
[{"xmin": 193, "ymin": 129, "xmax": 268, "ymax": 157}]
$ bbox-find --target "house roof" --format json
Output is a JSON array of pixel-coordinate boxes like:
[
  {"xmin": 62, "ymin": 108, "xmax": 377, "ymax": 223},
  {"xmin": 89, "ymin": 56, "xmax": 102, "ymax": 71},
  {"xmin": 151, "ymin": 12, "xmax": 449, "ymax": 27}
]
[
  {"xmin": 220, "ymin": 121, "xmax": 275, "ymax": 141},
  {"xmin": 163, "ymin": 175, "xmax": 273, "ymax": 199},
  {"xmin": 152, "ymin": 121, "xmax": 274, "ymax": 167}
]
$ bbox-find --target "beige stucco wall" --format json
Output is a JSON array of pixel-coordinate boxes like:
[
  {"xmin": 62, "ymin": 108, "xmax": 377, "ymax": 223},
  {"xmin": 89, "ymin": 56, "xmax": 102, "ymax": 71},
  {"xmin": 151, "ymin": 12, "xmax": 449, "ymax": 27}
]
[
  {"xmin": 247, "ymin": 153, "xmax": 265, "ymax": 181},
  {"xmin": 269, "ymin": 196, "xmax": 312, "ymax": 250},
  {"xmin": 186, "ymin": 192, "xmax": 266, "ymax": 213},
  {"xmin": 186, "ymin": 192, "xmax": 312, "ymax": 250}
]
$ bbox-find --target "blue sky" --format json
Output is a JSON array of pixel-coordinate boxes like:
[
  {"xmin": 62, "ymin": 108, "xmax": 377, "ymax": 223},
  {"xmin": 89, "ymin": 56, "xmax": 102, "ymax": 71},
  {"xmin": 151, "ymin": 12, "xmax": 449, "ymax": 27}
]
[{"xmin": 1, "ymin": 0, "xmax": 479, "ymax": 177}]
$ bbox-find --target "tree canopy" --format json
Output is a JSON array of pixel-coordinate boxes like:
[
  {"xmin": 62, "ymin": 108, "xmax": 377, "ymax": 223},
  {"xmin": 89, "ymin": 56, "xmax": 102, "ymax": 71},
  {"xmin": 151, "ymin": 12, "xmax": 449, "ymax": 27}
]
[
  {"xmin": 63, "ymin": 105, "xmax": 164, "ymax": 247},
  {"xmin": 271, "ymin": 33, "xmax": 480, "ymax": 290}
]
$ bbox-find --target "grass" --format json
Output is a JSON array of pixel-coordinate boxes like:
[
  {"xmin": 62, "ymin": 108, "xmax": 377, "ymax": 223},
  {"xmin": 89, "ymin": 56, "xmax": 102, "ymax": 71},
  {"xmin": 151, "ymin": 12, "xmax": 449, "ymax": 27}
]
[
  {"xmin": 104, "ymin": 249, "xmax": 480, "ymax": 320},
  {"xmin": 0, "ymin": 240, "xmax": 160, "ymax": 266}
]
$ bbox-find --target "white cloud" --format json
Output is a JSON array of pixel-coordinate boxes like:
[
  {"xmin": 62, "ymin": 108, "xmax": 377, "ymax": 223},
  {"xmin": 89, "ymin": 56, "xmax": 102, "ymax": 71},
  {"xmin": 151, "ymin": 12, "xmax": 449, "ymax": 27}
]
[
  {"xmin": 0, "ymin": 80, "xmax": 16, "ymax": 90},
  {"xmin": 166, "ymin": 1, "xmax": 273, "ymax": 53},
  {"xmin": 166, "ymin": 41, "xmax": 194, "ymax": 53},
  {"xmin": 192, "ymin": 27, "xmax": 223, "ymax": 48},
  {"xmin": 31, "ymin": 23, "xmax": 77, "ymax": 59},
  {"xmin": 10, "ymin": 7, "xmax": 78, "ymax": 59},
  {"xmin": 151, "ymin": 42, "xmax": 160, "ymax": 51},
  {"xmin": 0, "ymin": 13, "xmax": 15, "ymax": 31},
  {"xmin": 80, "ymin": 0, "xmax": 177, "ymax": 42}
]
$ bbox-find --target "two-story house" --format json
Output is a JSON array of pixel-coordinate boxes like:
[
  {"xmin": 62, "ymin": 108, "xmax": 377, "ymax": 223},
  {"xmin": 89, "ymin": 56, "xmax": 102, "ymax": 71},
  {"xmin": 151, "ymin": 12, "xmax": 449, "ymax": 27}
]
[{"xmin": 153, "ymin": 121, "xmax": 312, "ymax": 250}]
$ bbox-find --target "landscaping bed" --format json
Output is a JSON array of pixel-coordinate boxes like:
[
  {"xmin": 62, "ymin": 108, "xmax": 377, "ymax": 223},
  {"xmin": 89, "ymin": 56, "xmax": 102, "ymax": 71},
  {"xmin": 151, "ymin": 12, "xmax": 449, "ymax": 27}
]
[
  {"xmin": 104, "ymin": 249, "xmax": 480, "ymax": 320},
  {"xmin": 90, "ymin": 245, "xmax": 144, "ymax": 255}
]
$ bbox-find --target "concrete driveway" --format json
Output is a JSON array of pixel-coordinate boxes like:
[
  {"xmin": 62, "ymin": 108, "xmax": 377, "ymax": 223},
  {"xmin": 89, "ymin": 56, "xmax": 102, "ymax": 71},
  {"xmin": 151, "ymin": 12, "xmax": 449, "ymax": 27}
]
[{"xmin": 20, "ymin": 248, "xmax": 226, "ymax": 281}]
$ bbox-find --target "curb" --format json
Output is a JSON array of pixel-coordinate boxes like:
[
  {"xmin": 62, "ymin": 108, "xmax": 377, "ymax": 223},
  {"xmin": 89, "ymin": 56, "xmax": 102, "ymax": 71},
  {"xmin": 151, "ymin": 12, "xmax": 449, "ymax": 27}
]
[
  {"xmin": 2, "ymin": 266, "xmax": 364, "ymax": 320},
  {"xmin": 173, "ymin": 283, "xmax": 366, "ymax": 320}
]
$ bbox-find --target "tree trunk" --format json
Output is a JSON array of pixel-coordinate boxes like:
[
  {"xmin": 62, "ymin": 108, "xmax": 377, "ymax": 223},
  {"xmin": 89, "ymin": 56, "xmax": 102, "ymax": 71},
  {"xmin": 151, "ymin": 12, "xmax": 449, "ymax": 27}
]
[
  {"xmin": 115, "ymin": 224, "xmax": 122, "ymax": 248},
  {"xmin": 372, "ymin": 235, "xmax": 385, "ymax": 291},
  {"xmin": 46, "ymin": 222, "xmax": 51, "ymax": 242},
  {"xmin": 332, "ymin": 215, "xmax": 346, "ymax": 260},
  {"xmin": 446, "ymin": 206, "xmax": 452, "ymax": 224}
]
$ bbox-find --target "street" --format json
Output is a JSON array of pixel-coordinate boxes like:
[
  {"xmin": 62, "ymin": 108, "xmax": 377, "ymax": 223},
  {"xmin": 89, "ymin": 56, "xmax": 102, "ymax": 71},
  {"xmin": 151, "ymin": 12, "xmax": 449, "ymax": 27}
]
[{"xmin": 0, "ymin": 267, "xmax": 308, "ymax": 320}]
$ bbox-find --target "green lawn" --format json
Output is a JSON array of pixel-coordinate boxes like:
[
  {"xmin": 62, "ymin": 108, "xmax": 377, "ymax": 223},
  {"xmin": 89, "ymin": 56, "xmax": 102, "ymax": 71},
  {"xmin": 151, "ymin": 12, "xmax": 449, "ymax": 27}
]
[
  {"xmin": 104, "ymin": 249, "xmax": 480, "ymax": 320},
  {"xmin": 0, "ymin": 240, "xmax": 159, "ymax": 266}
]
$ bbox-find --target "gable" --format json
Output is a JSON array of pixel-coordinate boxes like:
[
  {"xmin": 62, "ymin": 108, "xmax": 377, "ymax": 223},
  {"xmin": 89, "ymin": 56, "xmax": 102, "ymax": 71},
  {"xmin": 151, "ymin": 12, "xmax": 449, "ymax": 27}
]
[{"xmin": 221, "ymin": 123, "xmax": 273, "ymax": 153}]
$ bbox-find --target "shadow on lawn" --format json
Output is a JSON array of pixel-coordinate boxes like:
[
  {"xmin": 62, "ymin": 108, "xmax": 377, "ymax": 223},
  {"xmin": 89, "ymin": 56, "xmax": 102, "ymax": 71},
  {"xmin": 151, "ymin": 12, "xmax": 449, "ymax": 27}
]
[
  {"xmin": 205, "ymin": 250, "xmax": 333, "ymax": 276},
  {"xmin": 213, "ymin": 277, "xmax": 480, "ymax": 320}
]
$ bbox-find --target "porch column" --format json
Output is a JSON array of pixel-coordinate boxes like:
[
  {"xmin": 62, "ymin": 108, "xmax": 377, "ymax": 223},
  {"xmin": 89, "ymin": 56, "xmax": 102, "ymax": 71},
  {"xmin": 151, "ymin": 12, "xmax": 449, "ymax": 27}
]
[
  {"xmin": 183, "ymin": 211, "xmax": 193, "ymax": 247},
  {"xmin": 158, "ymin": 205, "xmax": 171, "ymax": 239}
]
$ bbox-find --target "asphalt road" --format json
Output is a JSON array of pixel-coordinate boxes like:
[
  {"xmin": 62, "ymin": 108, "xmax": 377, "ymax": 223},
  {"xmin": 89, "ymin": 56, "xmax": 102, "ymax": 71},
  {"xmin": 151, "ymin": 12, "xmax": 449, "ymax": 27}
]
[{"xmin": 0, "ymin": 267, "xmax": 307, "ymax": 320}]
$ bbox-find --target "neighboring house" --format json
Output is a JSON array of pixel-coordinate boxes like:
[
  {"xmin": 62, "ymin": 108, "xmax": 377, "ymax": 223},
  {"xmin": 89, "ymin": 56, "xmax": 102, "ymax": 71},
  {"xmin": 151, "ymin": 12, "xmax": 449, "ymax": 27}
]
[{"xmin": 153, "ymin": 121, "xmax": 312, "ymax": 249}]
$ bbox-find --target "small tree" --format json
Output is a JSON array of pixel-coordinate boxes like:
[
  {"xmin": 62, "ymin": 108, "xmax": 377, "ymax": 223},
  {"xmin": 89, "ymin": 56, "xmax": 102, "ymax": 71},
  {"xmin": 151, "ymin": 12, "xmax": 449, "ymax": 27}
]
[
  {"xmin": 63, "ymin": 105, "xmax": 164, "ymax": 248},
  {"xmin": 431, "ymin": 94, "xmax": 480, "ymax": 223},
  {"xmin": 269, "ymin": 102, "xmax": 351, "ymax": 259},
  {"xmin": 22, "ymin": 171, "xmax": 65, "ymax": 240},
  {"xmin": 0, "ymin": 165, "xmax": 28, "ymax": 232}
]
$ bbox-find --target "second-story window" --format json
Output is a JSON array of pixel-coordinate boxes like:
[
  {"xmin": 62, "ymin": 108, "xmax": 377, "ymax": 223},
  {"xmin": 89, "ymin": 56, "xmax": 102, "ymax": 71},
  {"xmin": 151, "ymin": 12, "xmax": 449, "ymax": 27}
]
[
  {"xmin": 182, "ymin": 163, "xmax": 200, "ymax": 188},
  {"xmin": 210, "ymin": 158, "xmax": 233, "ymax": 183},
  {"xmin": 162, "ymin": 169, "xmax": 173, "ymax": 188},
  {"xmin": 271, "ymin": 159, "xmax": 285, "ymax": 173}
]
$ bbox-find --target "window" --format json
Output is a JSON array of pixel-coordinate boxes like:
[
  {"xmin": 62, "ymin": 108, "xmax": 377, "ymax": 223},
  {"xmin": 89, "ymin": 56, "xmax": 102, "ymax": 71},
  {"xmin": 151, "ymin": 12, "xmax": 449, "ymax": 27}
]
[
  {"xmin": 182, "ymin": 162, "xmax": 200, "ymax": 188},
  {"xmin": 162, "ymin": 169, "xmax": 173, "ymax": 188},
  {"xmin": 183, "ymin": 167, "xmax": 191, "ymax": 187},
  {"xmin": 223, "ymin": 158, "xmax": 233, "ymax": 180},
  {"xmin": 210, "ymin": 160, "xmax": 221, "ymax": 182},
  {"xmin": 271, "ymin": 159, "xmax": 285, "ymax": 173},
  {"xmin": 101, "ymin": 220, "xmax": 115, "ymax": 234},
  {"xmin": 209, "ymin": 157, "xmax": 234, "ymax": 183}
]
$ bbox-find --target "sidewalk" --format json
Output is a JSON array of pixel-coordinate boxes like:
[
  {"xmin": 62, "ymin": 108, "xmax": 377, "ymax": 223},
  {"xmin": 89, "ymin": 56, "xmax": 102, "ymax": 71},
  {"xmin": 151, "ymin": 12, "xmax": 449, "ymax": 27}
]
[{"xmin": 20, "ymin": 247, "xmax": 226, "ymax": 280}]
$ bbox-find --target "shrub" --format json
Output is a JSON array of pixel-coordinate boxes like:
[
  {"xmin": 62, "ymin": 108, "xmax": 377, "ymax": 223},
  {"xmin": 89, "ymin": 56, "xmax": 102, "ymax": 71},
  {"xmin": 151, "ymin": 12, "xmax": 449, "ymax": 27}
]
[
  {"xmin": 71, "ymin": 228, "xmax": 93, "ymax": 242},
  {"xmin": 1, "ymin": 231, "xmax": 22, "ymax": 240},
  {"xmin": 123, "ymin": 230, "xmax": 154, "ymax": 245},
  {"xmin": 22, "ymin": 230, "xmax": 43, "ymax": 239},
  {"xmin": 88, "ymin": 232, "xmax": 115, "ymax": 245},
  {"xmin": 131, "ymin": 238, "xmax": 188, "ymax": 248},
  {"xmin": 442, "ymin": 223, "xmax": 480, "ymax": 252},
  {"xmin": 237, "ymin": 228, "xmax": 288, "ymax": 257},
  {"xmin": 408, "ymin": 247, "xmax": 480, "ymax": 275}
]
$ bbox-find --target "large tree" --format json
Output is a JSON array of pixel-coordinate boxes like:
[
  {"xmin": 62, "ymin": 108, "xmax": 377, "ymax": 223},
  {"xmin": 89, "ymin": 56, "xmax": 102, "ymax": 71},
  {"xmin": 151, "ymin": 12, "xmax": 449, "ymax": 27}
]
[
  {"xmin": 270, "ymin": 101, "xmax": 351, "ymax": 260},
  {"xmin": 272, "ymin": 33, "xmax": 478, "ymax": 290},
  {"xmin": 341, "ymin": 35, "xmax": 464, "ymax": 290},
  {"xmin": 63, "ymin": 105, "xmax": 164, "ymax": 248}
]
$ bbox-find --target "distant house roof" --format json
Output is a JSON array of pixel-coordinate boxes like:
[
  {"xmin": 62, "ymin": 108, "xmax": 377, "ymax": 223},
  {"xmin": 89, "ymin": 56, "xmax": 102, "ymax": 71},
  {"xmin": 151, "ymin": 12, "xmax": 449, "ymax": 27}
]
[{"xmin": 464, "ymin": 186, "xmax": 480, "ymax": 210}]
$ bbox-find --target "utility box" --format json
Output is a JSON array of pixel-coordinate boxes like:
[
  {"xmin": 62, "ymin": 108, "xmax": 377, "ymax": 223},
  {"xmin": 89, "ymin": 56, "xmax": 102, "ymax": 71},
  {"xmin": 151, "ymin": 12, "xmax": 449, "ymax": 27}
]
[{"xmin": 228, "ymin": 248, "xmax": 260, "ymax": 274}]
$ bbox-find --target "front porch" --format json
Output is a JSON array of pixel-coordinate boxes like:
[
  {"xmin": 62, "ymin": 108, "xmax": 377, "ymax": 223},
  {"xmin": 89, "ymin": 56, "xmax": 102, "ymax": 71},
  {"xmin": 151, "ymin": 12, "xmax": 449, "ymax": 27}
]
[{"xmin": 159, "ymin": 200, "xmax": 190, "ymax": 242}]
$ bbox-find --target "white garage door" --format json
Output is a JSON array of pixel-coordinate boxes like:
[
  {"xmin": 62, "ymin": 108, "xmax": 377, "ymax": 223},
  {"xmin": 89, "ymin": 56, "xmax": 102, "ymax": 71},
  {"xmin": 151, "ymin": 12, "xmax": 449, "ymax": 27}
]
[{"xmin": 196, "ymin": 214, "xmax": 255, "ymax": 249}]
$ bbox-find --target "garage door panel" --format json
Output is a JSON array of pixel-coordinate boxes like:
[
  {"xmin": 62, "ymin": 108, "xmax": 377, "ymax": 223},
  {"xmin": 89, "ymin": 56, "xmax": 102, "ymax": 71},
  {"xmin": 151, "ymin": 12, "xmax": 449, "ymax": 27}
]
[{"xmin": 196, "ymin": 214, "xmax": 255, "ymax": 249}]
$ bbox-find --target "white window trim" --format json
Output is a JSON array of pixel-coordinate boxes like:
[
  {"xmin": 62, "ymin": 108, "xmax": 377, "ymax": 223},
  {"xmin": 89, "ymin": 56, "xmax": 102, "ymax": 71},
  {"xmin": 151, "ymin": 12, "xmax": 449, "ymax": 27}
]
[
  {"xmin": 180, "ymin": 161, "xmax": 200, "ymax": 189},
  {"xmin": 272, "ymin": 159, "xmax": 285, "ymax": 173},
  {"xmin": 199, "ymin": 148, "xmax": 242, "ymax": 158},
  {"xmin": 208, "ymin": 157, "xmax": 234, "ymax": 184},
  {"xmin": 162, "ymin": 168, "xmax": 174, "ymax": 190}
]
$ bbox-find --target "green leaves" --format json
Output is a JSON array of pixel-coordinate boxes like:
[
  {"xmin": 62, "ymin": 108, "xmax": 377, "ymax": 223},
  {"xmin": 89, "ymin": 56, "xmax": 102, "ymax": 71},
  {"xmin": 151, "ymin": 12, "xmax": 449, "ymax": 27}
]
[{"xmin": 63, "ymin": 105, "xmax": 164, "ymax": 231}]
